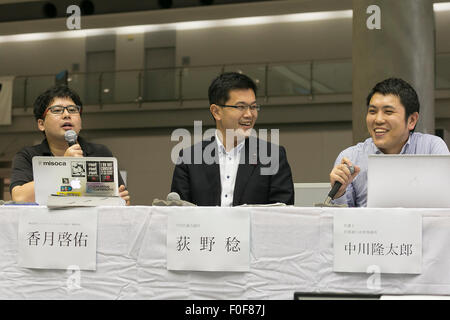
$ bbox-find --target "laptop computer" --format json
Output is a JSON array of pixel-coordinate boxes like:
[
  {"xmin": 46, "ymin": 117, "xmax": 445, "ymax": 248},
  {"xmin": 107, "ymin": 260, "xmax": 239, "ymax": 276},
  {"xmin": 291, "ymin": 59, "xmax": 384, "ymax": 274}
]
[
  {"xmin": 294, "ymin": 183, "xmax": 330, "ymax": 207},
  {"xmin": 294, "ymin": 292, "xmax": 381, "ymax": 300},
  {"xmin": 33, "ymin": 156, "xmax": 119, "ymax": 205},
  {"xmin": 367, "ymin": 154, "xmax": 450, "ymax": 208}
]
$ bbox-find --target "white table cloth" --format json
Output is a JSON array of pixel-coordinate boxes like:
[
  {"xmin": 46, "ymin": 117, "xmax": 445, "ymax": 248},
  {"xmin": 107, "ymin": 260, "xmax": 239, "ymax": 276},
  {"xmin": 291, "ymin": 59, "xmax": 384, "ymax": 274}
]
[{"xmin": 1, "ymin": 205, "xmax": 450, "ymax": 299}]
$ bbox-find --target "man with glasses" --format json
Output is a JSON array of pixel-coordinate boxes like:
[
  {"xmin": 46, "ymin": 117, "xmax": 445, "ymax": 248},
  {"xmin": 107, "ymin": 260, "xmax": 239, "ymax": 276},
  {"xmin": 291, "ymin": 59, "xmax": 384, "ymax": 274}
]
[
  {"xmin": 10, "ymin": 85, "xmax": 130, "ymax": 205},
  {"xmin": 171, "ymin": 72, "xmax": 294, "ymax": 206}
]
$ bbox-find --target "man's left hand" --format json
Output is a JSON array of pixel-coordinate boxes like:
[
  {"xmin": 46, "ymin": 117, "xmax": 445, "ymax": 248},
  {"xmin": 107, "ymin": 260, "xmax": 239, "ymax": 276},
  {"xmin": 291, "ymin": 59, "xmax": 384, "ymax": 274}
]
[{"xmin": 119, "ymin": 184, "xmax": 130, "ymax": 206}]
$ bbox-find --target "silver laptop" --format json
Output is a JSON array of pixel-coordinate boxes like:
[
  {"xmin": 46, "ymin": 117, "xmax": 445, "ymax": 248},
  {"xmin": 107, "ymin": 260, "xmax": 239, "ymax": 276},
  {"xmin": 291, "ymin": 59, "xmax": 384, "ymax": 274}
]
[
  {"xmin": 294, "ymin": 183, "xmax": 330, "ymax": 207},
  {"xmin": 33, "ymin": 156, "xmax": 119, "ymax": 205},
  {"xmin": 367, "ymin": 155, "xmax": 450, "ymax": 208}
]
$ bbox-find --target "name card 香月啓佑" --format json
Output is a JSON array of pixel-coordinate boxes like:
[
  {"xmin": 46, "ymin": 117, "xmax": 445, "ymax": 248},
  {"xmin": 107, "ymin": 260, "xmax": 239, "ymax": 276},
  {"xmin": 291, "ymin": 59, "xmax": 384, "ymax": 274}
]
[
  {"xmin": 333, "ymin": 210, "xmax": 422, "ymax": 274},
  {"xmin": 166, "ymin": 207, "xmax": 250, "ymax": 272},
  {"xmin": 18, "ymin": 208, "xmax": 98, "ymax": 270}
]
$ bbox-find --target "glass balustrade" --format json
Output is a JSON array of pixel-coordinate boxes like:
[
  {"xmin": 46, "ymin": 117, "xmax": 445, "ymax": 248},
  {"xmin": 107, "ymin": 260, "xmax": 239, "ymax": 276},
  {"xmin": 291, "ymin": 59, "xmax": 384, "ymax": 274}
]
[
  {"xmin": 181, "ymin": 66, "xmax": 222, "ymax": 100},
  {"xmin": 224, "ymin": 64, "xmax": 267, "ymax": 97},
  {"xmin": 268, "ymin": 62, "xmax": 311, "ymax": 96},
  {"xmin": 436, "ymin": 53, "xmax": 450, "ymax": 90},
  {"xmin": 312, "ymin": 59, "xmax": 352, "ymax": 94},
  {"xmin": 11, "ymin": 55, "xmax": 450, "ymax": 108}
]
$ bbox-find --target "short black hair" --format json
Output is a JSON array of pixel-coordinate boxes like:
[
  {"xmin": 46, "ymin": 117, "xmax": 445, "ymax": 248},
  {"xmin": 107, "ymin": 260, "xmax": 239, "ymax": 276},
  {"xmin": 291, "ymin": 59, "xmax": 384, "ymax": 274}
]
[
  {"xmin": 208, "ymin": 72, "xmax": 257, "ymax": 106},
  {"xmin": 33, "ymin": 85, "xmax": 83, "ymax": 120},
  {"xmin": 366, "ymin": 78, "xmax": 420, "ymax": 131}
]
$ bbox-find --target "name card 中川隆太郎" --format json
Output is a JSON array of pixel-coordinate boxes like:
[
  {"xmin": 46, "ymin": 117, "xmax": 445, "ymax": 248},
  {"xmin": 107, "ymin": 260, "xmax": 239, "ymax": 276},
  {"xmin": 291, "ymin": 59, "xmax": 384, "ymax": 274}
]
[{"xmin": 333, "ymin": 210, "xmax": 422, "ymax": 274}]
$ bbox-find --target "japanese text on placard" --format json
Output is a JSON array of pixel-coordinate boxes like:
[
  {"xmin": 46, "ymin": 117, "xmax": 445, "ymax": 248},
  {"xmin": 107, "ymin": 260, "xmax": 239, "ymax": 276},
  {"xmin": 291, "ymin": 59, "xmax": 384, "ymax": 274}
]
[
  {"xmin": 344, "ymin": 242, "xmax": 413, "ymax": 256},
  {"xmin": 176, "ymin": 236, "xmax": 241, "ymax": 253},
  {"xmin": 27, "ymin": 231, "xmax": 88, "ymax": 247}
]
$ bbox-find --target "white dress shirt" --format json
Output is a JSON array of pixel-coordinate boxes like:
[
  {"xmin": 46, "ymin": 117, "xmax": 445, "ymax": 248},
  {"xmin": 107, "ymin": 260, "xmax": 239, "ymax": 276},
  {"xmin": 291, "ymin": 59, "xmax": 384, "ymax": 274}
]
[{"xmin": 215, "ymin": 131, "xmax": 245, "ymax": 207}]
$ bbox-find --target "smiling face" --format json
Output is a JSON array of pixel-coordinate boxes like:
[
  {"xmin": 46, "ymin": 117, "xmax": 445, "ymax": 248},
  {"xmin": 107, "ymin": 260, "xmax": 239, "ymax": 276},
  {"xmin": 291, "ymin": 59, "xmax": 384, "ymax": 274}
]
[
  {"xmin": 37, "ymin": 97, "xmax": 82, "ymax": 142},
  {"xmin": 210, "ymin": 88, "xmax": 258, "ymax": 147},
  {"xmin": 366, "ymin": 93, "xmax": 418, "ymax": 154}
]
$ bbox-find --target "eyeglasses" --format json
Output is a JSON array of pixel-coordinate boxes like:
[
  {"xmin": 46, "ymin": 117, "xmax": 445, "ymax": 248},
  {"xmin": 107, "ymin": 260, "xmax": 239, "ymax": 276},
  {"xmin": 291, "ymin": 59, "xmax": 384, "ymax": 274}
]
[
  {"xmin": 217, "ymin": 104, "xmax": 261, "ymax": 112},
  {"xmin": 42, "ymin": 105, "xmax": 81, "ymax": 118}
]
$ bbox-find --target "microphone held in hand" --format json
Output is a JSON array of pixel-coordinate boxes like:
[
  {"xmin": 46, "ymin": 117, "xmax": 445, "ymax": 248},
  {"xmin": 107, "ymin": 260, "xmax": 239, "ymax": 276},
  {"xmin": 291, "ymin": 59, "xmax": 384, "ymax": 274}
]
[
  {"xmin": 324, "ymin": 164, "xmax": 355, "ymax": 204},
  {"xmin": 64, "ymin": 130, "xmax": 78, "ymax": 147}
]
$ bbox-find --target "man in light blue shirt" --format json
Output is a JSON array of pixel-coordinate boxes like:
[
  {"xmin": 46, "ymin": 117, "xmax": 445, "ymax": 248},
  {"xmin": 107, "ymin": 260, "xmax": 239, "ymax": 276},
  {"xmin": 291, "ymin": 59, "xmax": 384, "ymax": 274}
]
[{"xmin": 330, "ymin": 78, "xmax": 449, "ymax": 207}]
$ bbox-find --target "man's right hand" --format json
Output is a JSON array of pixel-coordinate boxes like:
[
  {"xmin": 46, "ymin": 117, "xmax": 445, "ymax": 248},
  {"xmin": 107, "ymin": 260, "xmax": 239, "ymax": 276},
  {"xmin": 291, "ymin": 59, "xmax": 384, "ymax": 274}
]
[
  {"xmin": 64, "ymin": 144, "xmax": 83, "ymax": 157},
  {"xmin": 329, "ymin": 157, "xmax": 360, "ymax": 199}
]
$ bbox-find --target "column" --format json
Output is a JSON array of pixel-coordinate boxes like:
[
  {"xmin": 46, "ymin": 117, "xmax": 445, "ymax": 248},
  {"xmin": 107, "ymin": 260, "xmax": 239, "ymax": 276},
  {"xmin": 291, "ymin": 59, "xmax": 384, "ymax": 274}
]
[{"xmin": 352, "ymin": 0, "xmax": 435, "ymax": 143}]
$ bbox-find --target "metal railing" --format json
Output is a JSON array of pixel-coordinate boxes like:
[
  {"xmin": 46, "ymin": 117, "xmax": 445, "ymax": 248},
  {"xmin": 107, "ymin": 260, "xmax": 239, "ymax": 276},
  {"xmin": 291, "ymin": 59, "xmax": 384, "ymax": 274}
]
[{"xmin": 11, "ymin": 53, "xmax": 450, "ymax": 109}]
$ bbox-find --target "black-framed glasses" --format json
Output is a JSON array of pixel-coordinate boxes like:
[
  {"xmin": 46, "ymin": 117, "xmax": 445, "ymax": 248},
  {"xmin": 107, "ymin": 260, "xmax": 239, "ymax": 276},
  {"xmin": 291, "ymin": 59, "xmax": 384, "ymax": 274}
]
[
  {"xmin": 42, "ymin": 105, "xmax": 81, "ymax": 117},
  {"xmin": 217, "ymin": 104, "xmax": 261, "ymax": 112}
]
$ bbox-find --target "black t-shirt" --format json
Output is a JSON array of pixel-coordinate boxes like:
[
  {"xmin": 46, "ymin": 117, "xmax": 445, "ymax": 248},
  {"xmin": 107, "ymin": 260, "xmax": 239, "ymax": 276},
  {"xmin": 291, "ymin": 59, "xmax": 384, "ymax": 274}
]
[{"xmin": 10, "ymin": 136, "xmax": 125, "ymax": 192}]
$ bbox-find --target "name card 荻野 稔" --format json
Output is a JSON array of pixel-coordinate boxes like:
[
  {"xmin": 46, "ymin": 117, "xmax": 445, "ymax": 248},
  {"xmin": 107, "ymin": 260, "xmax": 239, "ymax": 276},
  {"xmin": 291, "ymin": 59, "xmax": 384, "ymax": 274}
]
[
  {"xmin": 18, "ymin": 208, "xmax": 98, "ymax": 270},
  {"xmin": 167, "ymin": 207, "xmax": 250, "ymax": 272},
  {"xmin": 333, "ymin": 210, "xmax": 422, "ymax": 274}
]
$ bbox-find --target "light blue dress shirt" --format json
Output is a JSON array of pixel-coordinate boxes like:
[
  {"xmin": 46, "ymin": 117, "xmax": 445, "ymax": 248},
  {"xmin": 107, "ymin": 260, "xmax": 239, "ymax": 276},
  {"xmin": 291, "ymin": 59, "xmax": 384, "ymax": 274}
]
[{"xmin": 332, "ymin": 132, "xmax": 450, "ymax": 207}]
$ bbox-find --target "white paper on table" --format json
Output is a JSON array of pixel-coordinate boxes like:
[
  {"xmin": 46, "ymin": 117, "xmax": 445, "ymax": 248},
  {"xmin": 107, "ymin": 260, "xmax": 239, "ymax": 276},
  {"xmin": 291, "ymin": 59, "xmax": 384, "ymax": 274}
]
[
  {"xmin": 18, "ymin": 207, "xmax": 98, "ymax": 270},
  {"xmin": 333, "ymin": 211, "xmax": 422, "ymax": 274},
  {"xmin": 167, "ymin": 207, "xmax": 250, "ymax": 272}
]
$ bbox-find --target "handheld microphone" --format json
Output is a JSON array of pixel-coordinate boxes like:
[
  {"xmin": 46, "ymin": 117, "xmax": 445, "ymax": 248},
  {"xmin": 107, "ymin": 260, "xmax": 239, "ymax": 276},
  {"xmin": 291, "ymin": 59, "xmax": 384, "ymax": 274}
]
[
  {"xmin": 167, "ymin": 192, "xmax": 181, "ymax": 201},
  {"xmin": 151, "ymin": 192, "xmax": 196, "ymax": 206},
  {"xmin": 324, "ymin": 165, "xmax": 355, "ymax": 205},
  {"xmin": 64, "ymin": 130, "xmax": 78, "ymax": 147}
]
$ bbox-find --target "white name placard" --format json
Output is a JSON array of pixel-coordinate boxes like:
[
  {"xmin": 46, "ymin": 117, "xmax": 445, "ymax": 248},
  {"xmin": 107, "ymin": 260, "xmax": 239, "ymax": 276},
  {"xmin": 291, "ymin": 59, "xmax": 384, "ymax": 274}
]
[
  {"xmin": 333, "ymin": 210, "xmax": 422, "ymax": 274},
  {"xmin": 18, "ymin": 208, "xmax": 98, "ymax": 270},
  {"xmin": 167, "ymin": 207, "xmax": 250, "ymax": 271}
]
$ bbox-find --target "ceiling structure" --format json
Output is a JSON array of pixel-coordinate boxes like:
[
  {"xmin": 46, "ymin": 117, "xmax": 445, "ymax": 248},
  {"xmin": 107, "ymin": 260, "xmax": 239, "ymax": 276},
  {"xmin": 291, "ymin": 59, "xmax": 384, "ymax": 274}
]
[{"xmin": 0, "ymin": 0, "xmax": 273, "ymax": 23}]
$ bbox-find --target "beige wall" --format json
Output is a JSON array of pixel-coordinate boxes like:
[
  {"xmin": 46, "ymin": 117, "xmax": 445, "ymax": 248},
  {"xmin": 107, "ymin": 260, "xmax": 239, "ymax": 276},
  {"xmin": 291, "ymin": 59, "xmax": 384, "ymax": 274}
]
[
  {"xmin": 1, "ymin": 9, "xmax": 449, "ymax": 77},
  {"xmin": 0, "ymin": 37, "xmax": 86, "ymax": 76},
  {"xmin": 176, "ymin": 18, "xmax": 352, "ymax": 66},
  {"xmin": 86, "ymin": 128, "xmax": 176, "ymax": 204},
  {"xmin": 0, "ymin": 17, "xmax": 353, "ymax": 77},
  {"xmin": 436, "ymin": 10, "xmax": 450, "ymax": 53},
  {"xmin": 116, "ymin": 33, "xmax": 144, "ymax": 70},
  {"xmin": 4, "ymin": 99, "xmax": 449, "ymax": 205},
  {"xmin": 1, "ymin": 5, "xmax": 449, "ymax": 204},
  {"xmin": 1, "ymin": 123, "xmax": 353, "ymax": 205},
  {"xmin": 83, "ymin": 123, "xmax": 352, "ymax": 205}
]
